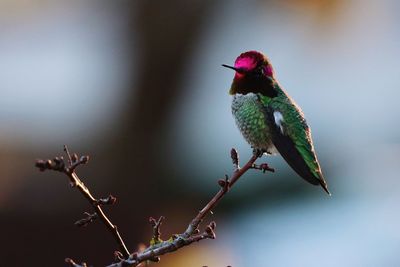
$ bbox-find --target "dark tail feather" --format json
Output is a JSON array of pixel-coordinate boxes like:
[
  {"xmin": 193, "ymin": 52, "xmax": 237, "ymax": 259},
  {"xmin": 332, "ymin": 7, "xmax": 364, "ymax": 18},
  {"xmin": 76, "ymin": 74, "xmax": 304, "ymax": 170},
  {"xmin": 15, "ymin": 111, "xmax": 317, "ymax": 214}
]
[
  {"xmin": 271, "ymin": 135, "xmax": 331, "ymax": 196},
  {"xmin": 318, "ymin": 175, "xmax": 331, "ymax": 196},
  {"xmin": 265, "ymin": 107, "xmax": 331, "ymax": 195}
]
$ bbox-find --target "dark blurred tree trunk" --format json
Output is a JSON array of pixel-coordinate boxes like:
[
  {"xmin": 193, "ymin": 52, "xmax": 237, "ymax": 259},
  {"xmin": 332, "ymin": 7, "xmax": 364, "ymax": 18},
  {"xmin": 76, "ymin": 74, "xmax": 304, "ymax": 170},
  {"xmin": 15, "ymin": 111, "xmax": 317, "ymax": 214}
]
[
  {"xmin": 103, "ymin": 0, "xmax": 214, "ymax": 217},
  {"xmin": 3, "ymin": 2, "xmax": 216, "ymax": 265}
]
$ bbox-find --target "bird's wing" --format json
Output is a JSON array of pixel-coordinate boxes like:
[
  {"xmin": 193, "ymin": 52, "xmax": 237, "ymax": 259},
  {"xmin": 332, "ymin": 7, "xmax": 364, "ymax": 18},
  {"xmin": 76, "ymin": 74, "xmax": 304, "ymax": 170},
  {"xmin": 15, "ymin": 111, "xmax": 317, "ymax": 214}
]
[{"xmin": 263, "ymin": 98, "xmax": 329, "ymax": 194}]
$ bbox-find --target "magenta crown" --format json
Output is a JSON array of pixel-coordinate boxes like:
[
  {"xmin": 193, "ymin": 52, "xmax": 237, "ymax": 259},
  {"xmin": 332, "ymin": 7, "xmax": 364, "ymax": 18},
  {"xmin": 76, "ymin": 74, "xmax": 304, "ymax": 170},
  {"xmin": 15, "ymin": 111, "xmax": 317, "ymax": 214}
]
[
  {"xmin": 234, "ymin": 51, "xmax": 266, "ymax": 70},
  {"xmin": 233, "ymin": 50, "xmax": 273, "ymax": 77}
]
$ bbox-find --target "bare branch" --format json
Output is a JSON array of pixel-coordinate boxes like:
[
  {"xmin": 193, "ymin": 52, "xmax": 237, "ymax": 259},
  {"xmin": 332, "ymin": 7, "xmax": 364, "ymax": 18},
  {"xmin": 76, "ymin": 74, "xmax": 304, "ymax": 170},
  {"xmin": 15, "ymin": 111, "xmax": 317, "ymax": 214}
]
[
  {"xmin": 37, "ymin": 147, "xmax": 274, "ymax": 266},
  {"xmin": 75, "ymin": 212, "xmax": 98, "ymax": 227},
  {"xmin": 106, "ymin": 149, "xmax": 273, "ymax": 267},
  {"xmin": 149, "ymin": 216, "xmax": 164, "ymax": 245},
  {"xmin": 35, "ymin": 146, "xmax": 130, "ymax": 258},
  {"xmin": 96, "ymin": 195, "xmax": 117, "ymax": 206},
  {"xmin": 65, "ymin": 258, "xmax": 88, "ymax": 267}
]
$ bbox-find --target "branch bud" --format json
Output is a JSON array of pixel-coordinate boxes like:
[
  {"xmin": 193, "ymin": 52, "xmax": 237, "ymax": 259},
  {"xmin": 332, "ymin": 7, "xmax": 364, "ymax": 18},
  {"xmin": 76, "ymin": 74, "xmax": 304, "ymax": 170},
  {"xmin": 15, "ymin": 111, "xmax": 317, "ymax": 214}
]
[
  {"xmin": 72, "ymin": 153, "xmax": 78, "ymax": 163},
  {"xmin": 80, "ymin": 155, "xmax": 89, "ymax": 164},
  {"xmin": 230, "ymin": 148, "xmax": 239, "ymax": 167}
]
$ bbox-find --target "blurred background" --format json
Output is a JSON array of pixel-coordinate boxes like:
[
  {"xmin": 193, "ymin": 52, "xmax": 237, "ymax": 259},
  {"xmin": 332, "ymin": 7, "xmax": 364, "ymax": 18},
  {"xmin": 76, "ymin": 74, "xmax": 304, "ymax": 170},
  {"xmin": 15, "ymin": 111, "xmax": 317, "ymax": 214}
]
[{"xmin": 1, "ymin": 0, "xmax": 399, "ymax": 266}]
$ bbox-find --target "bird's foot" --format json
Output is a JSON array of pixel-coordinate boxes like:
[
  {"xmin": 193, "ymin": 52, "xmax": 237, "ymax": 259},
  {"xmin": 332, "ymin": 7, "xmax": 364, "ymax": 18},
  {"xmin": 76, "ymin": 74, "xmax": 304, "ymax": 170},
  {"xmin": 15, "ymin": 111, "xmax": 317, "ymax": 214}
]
[
  {"xmin": 252, "ymin": 148, "xmax": 265, "ymax": 158},
  {"xmin": 251, "ymin": 163, "xmax": 275, "ymax": 173}
]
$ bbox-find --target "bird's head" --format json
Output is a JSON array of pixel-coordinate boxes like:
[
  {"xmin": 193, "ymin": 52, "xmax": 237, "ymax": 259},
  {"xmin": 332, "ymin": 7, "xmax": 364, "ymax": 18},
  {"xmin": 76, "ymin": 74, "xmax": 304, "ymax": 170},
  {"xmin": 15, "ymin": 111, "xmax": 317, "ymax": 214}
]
[
  {"xmin": 223, "ymin": 51, "xmax": 274, "ymax": 79},
  {"xmin": 223, "ymin": 51, "xmax": 276, "ymax": 96}
]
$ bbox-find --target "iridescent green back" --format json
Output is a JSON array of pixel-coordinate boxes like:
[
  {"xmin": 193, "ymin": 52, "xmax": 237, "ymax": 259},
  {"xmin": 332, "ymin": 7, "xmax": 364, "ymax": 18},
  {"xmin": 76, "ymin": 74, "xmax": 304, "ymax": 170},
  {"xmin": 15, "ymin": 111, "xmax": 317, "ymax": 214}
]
[{"xmin": 259, "ymin": 85, "xmax": 322, "ymax": 179}]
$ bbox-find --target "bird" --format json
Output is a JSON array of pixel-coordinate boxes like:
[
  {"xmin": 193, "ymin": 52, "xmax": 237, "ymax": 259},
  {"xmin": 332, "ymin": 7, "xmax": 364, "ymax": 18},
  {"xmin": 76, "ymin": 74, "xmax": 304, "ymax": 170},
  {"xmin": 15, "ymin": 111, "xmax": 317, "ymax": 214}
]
[{"xmin": 222, "ymin": 50, "xmax": 330, "ymax": 195}]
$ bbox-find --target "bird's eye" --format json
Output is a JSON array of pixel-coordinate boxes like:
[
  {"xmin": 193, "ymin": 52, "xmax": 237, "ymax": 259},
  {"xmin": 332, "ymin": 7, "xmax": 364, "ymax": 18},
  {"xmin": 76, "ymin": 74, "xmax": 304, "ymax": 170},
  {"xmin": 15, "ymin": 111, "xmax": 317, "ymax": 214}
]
[{"xmin": 254, "ymin": 67, "xmax": 264, "ymax": 77}]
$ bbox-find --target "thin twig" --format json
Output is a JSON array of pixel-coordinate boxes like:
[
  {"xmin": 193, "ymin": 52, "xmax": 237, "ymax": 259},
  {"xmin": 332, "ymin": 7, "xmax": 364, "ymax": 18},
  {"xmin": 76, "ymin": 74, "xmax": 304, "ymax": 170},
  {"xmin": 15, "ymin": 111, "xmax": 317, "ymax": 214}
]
[
  {"xmin": 37, "ymin": 147, "xmax": 273, "ymax": 266},
  {"xmin": 75, "ymin": 212, "xmax": 98, "ymax": 227},
  {"xmin": 35, "ymin": 145, "xmax": 130, "ymax": 258},
  {"xmin": 149, "ymin": 216, "xmax": 164, "ymax": 245},
  {"xmin": 65, "ymin": 258, "xmax": 87, "ymax": 267},
  {"xmin": 105, "ymin": 148, "xmax": 273, "ymax": 267}
]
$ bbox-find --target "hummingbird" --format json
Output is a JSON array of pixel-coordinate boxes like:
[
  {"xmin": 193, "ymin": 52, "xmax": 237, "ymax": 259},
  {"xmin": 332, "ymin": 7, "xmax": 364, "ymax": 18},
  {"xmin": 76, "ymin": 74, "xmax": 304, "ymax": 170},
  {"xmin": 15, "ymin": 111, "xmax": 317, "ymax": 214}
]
[{"xmin": 223, "ymin": 51, "xmax": 330, "ymax": 195}]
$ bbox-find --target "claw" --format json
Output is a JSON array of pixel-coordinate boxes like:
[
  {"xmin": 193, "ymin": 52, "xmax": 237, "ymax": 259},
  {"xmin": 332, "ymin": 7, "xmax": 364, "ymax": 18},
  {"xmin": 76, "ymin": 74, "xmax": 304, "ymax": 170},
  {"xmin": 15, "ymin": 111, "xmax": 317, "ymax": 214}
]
[{"xmin": 252, "ymin": 148, "xmax": 264, "ymax": 158}]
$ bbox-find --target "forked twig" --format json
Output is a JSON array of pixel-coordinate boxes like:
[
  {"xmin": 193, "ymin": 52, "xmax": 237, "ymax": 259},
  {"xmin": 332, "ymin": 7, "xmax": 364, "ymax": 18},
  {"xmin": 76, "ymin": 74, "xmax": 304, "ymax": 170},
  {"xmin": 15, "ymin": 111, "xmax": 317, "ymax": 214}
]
[
  {"xmin": 106, "ymin": 148, "xmax": 273, "ymax": 267},
  {"xmin": 35, "ymin": 145, "xmax": 130, "ymax": 258},
  {"xmin": 36, "ymin": 147, "xmax": 274, "ymax": 266}
]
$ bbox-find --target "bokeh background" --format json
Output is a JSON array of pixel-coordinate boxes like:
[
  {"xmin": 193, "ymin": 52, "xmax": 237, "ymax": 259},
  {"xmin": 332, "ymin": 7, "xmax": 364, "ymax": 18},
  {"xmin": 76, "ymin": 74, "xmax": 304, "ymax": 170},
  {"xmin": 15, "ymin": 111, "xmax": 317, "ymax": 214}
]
[{"xmin": 1, "ymin": 0, "xmax": 399, "ymax": 266}]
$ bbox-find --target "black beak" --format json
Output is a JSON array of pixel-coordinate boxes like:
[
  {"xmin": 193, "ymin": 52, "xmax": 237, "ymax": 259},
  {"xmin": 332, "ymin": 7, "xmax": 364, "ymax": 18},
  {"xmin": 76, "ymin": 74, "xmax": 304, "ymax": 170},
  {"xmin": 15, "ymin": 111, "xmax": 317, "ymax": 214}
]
[{"xmin": 222, "ymin": 64, "xmax": 246, "ymax": 74}]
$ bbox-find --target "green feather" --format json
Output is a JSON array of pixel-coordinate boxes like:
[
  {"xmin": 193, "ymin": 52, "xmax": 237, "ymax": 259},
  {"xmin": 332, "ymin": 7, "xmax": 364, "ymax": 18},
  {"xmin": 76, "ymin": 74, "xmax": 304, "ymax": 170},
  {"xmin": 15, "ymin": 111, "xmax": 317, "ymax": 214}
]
[{"xmin": 259, "ymin": 84, "xmax": 322, "ymax": 179}]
